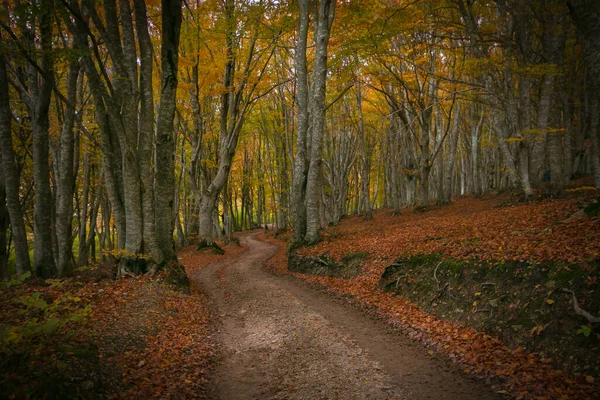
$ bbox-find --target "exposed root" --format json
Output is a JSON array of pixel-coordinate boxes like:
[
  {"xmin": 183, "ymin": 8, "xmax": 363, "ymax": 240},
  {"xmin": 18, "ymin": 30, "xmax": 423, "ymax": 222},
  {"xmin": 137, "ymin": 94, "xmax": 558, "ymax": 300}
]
[{"xmin": 562, "ymin": 288, "xmax": 600, "ymax": 324}]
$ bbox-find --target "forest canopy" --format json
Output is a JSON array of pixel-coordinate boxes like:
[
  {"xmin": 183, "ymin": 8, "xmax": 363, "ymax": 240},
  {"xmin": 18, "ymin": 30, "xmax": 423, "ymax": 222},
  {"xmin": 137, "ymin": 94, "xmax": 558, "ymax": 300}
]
[{"xmin": 1, "ymin": 0, "xmax": 599, "ymax": 279}]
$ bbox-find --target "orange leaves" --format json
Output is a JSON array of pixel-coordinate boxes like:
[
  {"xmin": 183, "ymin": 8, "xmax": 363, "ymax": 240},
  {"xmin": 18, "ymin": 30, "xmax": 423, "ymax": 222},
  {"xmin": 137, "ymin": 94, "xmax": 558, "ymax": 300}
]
[
  {"xmin": 265, "ymin": 192, "xmax": 600, "ymax": 399},
  {"xmin": 296, "ymin": 194, "xmax": 599, "ymax": 268}
]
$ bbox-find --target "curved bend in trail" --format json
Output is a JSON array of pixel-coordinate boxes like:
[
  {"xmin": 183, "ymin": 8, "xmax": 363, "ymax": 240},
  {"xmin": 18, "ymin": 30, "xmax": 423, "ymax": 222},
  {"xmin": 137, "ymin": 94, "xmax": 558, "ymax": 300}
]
[{"xmin": 193, "ymin": 232, "xmax": 500, "ymax": 400}]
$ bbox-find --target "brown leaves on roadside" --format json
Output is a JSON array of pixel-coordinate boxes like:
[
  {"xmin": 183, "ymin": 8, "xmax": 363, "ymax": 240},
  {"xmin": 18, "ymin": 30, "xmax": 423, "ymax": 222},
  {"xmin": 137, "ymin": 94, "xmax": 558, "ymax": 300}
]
[
  {"xmin": 0, "ymin": 240, "xmax": 246, "ymax": 399},
  {"xmin": 265, "ymin": 193, "xmax": 600, "ymax": 400}
]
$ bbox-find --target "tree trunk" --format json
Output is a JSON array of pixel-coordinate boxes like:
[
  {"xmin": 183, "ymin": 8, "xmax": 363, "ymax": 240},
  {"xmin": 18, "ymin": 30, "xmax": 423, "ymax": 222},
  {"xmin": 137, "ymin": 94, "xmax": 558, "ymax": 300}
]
[
  {"xmin": 31, "ymin": 1, "xmax": 57, "ymax": 278},
  {"xmin": 442, "ymin": 102, "xmax": 461, "ymax": 203},
  {"xmin": 0, "ymin": 54, "xmax": 31, "ymax": 275},
  {"xmin": 471, "ymin": 107, "xmax": 484, "ymax": 196},
  {"xmin": 355, "ymin": 73, "xmax": 372, "ymax": 219},
  {"xmin": 77, "ymin": 146, "xmax": 90, "ymax": 267},
  {"xmin": 0, "ymin": 153, "xmax": 8, "ymax": 280},
  {"xmin": 55, "ymin": 61, "xmax": 79, "ymax": 277},
  {"xmin": 291, "ymin": 0, "xmax": 310, "ymax": 244},
  {"xmin": 418, "ymin": 115, "xmax": 432, "ymax": 208},
  {"xmin": 567, "ymin": 0, "xmax": 600, "ymax": 187},
  {"xmin": 304, "ymin": 0, "xmax": 335, "ymax": 244},
  {"xmin": 155, "ymin": 0, "xmax": 182, "ymax": 260}
]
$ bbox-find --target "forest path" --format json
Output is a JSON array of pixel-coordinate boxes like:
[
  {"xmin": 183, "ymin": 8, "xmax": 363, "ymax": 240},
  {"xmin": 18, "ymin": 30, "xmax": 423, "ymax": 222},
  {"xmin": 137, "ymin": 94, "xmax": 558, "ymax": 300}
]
[{"xmin": 192, "ymin": 232, "xmax": 501, "ymax": 400}]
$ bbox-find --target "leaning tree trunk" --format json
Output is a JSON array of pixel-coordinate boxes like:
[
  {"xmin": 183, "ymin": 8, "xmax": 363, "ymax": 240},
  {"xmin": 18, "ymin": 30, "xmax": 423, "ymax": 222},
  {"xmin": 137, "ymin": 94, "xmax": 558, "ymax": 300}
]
[
  {"xmin": 0, "ymin": 54, "xmax": 30, "ymax": 275},
  {"xmin": 198, "ymin": 0, "xmax": 261, "ymax": 244}
]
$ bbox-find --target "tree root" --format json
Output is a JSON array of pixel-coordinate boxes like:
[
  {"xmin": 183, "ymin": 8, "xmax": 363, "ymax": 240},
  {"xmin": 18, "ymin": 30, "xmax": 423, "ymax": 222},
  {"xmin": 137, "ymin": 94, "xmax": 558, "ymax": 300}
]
[
  {"xmin": 562, "ymin": 288, "xmax": 600, "ymax": 324},
  {"xmin": 432, "ymin": 261, "xmax": 443, "ymax": 290},
  {"xmin": 197, "ymin": 239, "xmax": 225, "ymax": 255},
  {"xmin": 431, "ymin": 282, "xmax": 449, "ymax": 305}
]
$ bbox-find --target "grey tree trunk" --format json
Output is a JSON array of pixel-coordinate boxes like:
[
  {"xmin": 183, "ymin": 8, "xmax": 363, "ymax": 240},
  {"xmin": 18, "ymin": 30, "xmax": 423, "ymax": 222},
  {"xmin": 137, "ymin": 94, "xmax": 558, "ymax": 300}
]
[
  {"xmin": 30, "ymin": 1, "xmax": 57, "ymax": 278},
  {"xmin": 567, "ymin": 0, "xmax": 600, "ymax": 188},
  {"xmin": 198, "ymin": 0, "xmax": 265, "ymax": 243},
  {"xmin": 304, "ymin": 0, "xmax": 335, "ymax": 244},
  {"xmin": 155, "ymin": 0, "xmax": 182, "ymax": 260},
  {"xmin": 132, "ymin": 0, "xmax": 163, "ymax": 266},
  {"xmin": 55, "ymin": 61, "xmax": 80, "ymax": 277},
  {"xmin": 442, "ymin": 102, "xmax": 461, "ymax": 203},
  {"xmin": 418, "ymin": 110, "xmax": 432, "ymax": 208},
  {"xmin": 0, "ymin": 54, "xmax": 30, "ymax": 275},
  {"xmin": 471, "ymin": 107, "xmax": 484, "ymax": 196},
  {"xmin": 530, "ymin": 73, "xmax": 555, "ymax": 188},
  {"xmin": 0, "ymin": 153, "xmax": 8, "ymax": 280},
  {"xmin": 77, "ymin": 149, "xmax": 90, "ymax": 267},
  {"xmin": 355, "ymin": 74, "xmax": 372, "ymax": 220},
  {"xmin": 291, "ymin": 0, "xmax": 311, "ymax": 245}
]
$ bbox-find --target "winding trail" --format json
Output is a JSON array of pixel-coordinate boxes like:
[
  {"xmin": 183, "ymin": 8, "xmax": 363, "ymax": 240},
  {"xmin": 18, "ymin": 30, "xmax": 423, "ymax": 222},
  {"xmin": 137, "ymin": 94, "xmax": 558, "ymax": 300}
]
[{"xmin": 192, "ymin": 232, "xmax": 501, "ymax": 400}]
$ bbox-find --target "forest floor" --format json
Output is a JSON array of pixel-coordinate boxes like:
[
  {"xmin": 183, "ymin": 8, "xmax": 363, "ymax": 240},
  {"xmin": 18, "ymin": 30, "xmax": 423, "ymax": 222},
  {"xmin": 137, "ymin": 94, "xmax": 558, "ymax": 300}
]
[
  {"xmin": 1, "ymin": 183, "xmax": 599, "ymax": 399},
  {"xmin": 264, "ymin": 184, "xmax": 600, "ymax": 400},
  {"xmin": 0, "ymin": 242, "xmax": 245, "ymax": 399}
]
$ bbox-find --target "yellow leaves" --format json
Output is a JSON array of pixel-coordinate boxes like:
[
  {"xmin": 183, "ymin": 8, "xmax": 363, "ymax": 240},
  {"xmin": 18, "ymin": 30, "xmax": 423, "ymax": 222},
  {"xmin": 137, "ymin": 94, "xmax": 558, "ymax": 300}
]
[
  {"xmin": 511, "ymin": 62, "xmax": 563, "ymax": 77},
  {"xmin": 521, "ymin": 127, "xmax": 566, "ymax": 136},
  {"xmin": 566, "ymin": 186, "xmax": 597, "ymax": 192},
  {"xmin": 504, "ymin": 137, "xmax": 525, "ymax": 143},
  {"xmin": 545, "ymin": 299, "xmax": 554, "ymax": 305}
]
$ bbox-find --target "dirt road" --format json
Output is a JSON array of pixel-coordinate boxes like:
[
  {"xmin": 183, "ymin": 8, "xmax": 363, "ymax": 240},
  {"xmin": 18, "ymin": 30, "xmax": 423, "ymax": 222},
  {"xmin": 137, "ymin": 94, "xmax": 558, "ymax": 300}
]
[{"xmin": 192, "ymin": 232, "xmax": 501, "ymax": 400}]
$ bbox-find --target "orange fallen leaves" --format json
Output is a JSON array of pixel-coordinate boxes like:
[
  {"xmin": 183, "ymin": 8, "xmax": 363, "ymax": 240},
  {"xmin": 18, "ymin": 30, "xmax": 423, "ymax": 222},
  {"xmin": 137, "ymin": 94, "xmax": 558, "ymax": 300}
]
[
  {"xmin": 0, "ymin": 239, "xmax": 247, "ymax": 399},
  {"xmin": 265, "ymin": 193, "xmax": 600, "ymax": 400}
]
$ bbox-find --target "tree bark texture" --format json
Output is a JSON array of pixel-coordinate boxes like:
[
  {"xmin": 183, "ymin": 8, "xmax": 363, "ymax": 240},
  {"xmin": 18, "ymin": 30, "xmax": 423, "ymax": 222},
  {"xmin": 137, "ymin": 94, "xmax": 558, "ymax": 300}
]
[
  {"xmin": 304, "ymin": 0, "xmax": 335, "ymax": 244},
  {"xmin": 0, "ymin": 54, "xmax": 30, "ymax": 275}
]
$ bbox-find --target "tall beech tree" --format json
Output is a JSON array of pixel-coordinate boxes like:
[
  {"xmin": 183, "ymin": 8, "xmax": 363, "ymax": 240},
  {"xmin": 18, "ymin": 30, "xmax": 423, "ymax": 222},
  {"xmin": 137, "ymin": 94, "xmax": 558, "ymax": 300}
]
[
  {"xmin": 292, "ymin": 0, "xmax": 335, "ymax": 245},
  {"xmin": 63, "ymin": 0, "xmax": 183, "ymax": 273},
  {"xmin": 197, "ymin": 0, "xmax": 281, "ymax": 245}
]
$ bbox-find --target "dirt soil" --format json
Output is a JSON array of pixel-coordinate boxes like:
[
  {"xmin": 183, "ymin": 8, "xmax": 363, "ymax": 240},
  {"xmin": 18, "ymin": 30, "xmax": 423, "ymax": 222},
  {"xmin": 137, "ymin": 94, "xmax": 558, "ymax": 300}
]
[{"xmin": 194, "ymin": 231, "xmax": 502, "ymax": 400}]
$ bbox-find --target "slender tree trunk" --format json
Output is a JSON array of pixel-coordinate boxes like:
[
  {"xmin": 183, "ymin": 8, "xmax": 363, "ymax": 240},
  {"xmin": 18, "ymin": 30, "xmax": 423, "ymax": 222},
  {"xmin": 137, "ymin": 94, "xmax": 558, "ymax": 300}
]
[
  {"xmin": 471, "ymin": 107, "xmax": 484, "ymax": 196},
  {"xmin": 355, "ymin": 73, "xmax": 372, "ymax": 219},
  {"xmin": 567, "ymin": 0, "xmax": 600, "ymax": 187},
  {"xmin": 77, "ymin": 145, "xmax": 90, "ymax": 266},
  {"xmin": 30, "ymin": 1, "xmax": 56, "ymax": 278},
  {"xmin": 155, "ymin": 0, "xmax": 183, "ymax": 260},
  {"xmin": 418, "ymin": 117, "xmax": 432, "ymax": 208},
  {"xmin": 0, "ymin": 55, "xmax": 30, "ymax": 275},
  {"xmin": 55, "ymin": 61, "xmax": 79, "ymax": 277},
  {"xmin": 304, "ymin": 0, "xmax": 335, "ymax": 244},
  {"xmin": 291, "ymin": 0, "xmax": 310, "ymax": 244},
  {"xmin": 442, "ymin": 102, "xmax": 461, "ymax": 203},
  {"xmin": 589, "ymin": 95, "xmax": 600, "ymax": 187},
  {"xmin": 0, "ymin": 153, "xmax": 8, "ymax": 280}
]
